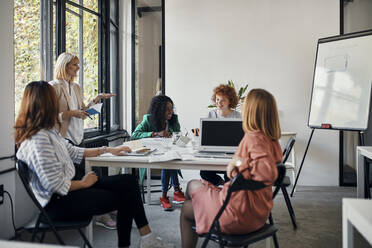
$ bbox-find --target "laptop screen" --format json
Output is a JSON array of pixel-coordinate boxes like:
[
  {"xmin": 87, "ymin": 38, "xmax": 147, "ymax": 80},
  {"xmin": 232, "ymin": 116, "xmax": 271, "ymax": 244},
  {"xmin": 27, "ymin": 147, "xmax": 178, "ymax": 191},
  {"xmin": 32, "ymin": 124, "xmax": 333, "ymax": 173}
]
[{"xmin": 199, "ymin": 118, "xmax": 244, "ymax": 153}]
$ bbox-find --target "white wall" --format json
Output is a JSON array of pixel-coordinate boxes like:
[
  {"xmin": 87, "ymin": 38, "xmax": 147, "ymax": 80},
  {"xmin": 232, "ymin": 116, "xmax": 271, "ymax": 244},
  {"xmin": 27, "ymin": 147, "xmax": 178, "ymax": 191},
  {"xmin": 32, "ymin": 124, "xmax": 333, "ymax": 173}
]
[
  {"xmin": 166, "ymin": 0, "xmax": 340, "ymax": 186},
  {"xmin": 0, "ymin": 0, "xmax": 16, "ymax": 238}
]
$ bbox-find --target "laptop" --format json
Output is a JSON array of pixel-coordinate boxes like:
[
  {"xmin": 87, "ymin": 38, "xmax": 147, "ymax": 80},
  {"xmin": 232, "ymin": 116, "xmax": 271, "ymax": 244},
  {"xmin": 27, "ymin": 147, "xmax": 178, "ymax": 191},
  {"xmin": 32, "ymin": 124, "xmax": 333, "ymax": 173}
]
[{"xmin": 194, "ymin": 118, "xmax": 244, "ymax": 158}]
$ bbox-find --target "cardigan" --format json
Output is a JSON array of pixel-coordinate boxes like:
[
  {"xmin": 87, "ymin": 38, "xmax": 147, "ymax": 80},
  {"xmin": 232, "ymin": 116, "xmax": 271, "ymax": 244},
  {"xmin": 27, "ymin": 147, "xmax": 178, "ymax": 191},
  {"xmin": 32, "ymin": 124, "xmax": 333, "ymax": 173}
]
[
  {"xmin": 49, "ymin": 79, "xmax": 93, "ymax": 139},
  {"xmin": 131, "ymin": 114, "xmax": 181, "ymax": 140}
]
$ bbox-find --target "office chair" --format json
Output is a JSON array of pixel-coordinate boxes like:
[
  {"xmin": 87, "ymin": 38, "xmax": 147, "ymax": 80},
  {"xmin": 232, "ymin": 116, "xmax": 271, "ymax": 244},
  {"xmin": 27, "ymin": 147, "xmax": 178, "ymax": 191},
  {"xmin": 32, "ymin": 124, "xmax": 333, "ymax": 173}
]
[
  {"xmin": 273, "ymin": 137, "xmax": 297, "ymax": 229},
  {"xmin": 16, "ymin": 159, "xmax": 93, "ymax": 248},
  {"xmin": 196, "ymin": 164, "xmax": 286, "ymax": 248}
]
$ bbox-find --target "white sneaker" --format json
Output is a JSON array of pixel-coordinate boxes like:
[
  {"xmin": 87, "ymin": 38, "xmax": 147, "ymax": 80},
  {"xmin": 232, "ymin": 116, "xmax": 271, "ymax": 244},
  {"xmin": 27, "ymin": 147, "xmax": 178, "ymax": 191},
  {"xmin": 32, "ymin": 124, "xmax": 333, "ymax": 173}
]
[
  {"xmin": 95, "ymin": 214, "xmax": 117, "ymax": 230},
  {"xmin": 140, "ymin": 235, "xmax": 175, "ymax": 248}
]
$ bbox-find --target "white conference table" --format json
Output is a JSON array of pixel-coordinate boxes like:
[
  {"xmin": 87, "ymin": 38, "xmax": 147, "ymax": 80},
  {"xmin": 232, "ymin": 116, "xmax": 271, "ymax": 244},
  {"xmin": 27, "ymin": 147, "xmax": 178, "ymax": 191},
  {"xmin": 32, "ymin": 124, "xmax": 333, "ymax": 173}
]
[
  {"xmin": 85, "ymin": 140, "xmax": 230, "ymax": 245},
  {"xmin": 86, "ymin": 147, "xmax": 230, "ymax": 204},
  {"xmin": 342, "ymin": 198, "xmax": 372, "ymax": 248},
  {"xmin": 356, "ymin": 146, "xmax": 371, "ymax": 198}
]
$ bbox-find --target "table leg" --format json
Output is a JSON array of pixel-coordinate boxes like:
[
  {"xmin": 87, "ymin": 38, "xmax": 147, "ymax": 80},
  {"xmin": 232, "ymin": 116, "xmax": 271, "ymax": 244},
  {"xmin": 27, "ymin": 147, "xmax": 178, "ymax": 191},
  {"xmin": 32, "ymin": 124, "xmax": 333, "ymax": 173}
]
[
  {"xmin": 146, "ymin": 167, "xmax": 151, "ymax": 204},
  {"xmin": 85, "ymin": 222, "xmax": 93, "ymax": 246},
  {"xmin": 356, "ymin": 150, "xmax": 365, "ymax": 198},
  {"xmin": 342, "ymin": 203, "xmax": 353, "ymax": 248}
]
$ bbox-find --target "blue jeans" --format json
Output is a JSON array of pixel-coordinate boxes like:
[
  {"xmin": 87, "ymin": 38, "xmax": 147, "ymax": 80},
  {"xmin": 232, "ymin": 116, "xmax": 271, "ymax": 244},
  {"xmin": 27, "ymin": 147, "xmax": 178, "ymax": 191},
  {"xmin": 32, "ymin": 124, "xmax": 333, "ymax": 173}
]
[{"xmin": 161, "ymin": 169, "xmax": 180, "ymax": 192}]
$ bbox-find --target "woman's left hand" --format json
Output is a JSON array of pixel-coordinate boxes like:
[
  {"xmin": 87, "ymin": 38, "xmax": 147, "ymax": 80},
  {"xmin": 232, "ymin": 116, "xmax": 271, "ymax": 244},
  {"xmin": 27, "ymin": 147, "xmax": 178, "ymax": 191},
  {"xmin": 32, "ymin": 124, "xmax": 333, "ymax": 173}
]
[
  {"xmin": 94, "ymin": 93, "xmax": 116, "ymax": 104},
  {"xmin": 109, "ymin": 146, "xmax": 131, "ymax": 156}
]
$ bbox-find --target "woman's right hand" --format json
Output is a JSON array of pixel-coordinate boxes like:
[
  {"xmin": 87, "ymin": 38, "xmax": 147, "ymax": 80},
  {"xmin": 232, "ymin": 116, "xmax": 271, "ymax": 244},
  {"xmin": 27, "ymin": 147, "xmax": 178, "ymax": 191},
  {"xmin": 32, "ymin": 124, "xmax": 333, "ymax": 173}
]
[
  {"xmin": 71, "ymin": 110, "xmax": 89, "ymax": 119},
  {"xmin": 153, "ymin": 130, "xmax": 171, "ymax": 138},
  {"xmin": 81, "ymin": 171, "xmax": 98, "ymax": 188}
]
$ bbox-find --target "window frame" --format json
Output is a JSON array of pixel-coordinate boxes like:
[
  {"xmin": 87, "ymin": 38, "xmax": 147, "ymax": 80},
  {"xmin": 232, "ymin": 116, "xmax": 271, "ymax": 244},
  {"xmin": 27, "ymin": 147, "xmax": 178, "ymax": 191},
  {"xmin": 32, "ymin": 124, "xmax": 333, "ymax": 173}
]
[{"xmin": 41, "ymin": 0, "xmax": 120, "ymax": 138}]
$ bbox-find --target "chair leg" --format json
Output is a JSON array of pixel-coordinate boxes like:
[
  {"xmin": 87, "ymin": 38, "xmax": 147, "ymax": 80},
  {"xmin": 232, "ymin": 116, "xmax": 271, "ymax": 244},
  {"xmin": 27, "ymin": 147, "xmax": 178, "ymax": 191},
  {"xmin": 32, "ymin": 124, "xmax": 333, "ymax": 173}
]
[
  {"xmin": 78, "ymin": 228, "xmax": 93, "ymax": 248},
  {"xmin": 281, "ymin": 186, "xmax": 297, "ymax": 229},
  {"xmin": 31, "ymin": 218, "xmax": 41, "ymax": 242},
  {"xmin": 272, "ymin": 233, "xmax": 279, "ymax": 248},
  {"xmin": 40, "ymin": 231, "xmax": 46, "ymax": 243}
]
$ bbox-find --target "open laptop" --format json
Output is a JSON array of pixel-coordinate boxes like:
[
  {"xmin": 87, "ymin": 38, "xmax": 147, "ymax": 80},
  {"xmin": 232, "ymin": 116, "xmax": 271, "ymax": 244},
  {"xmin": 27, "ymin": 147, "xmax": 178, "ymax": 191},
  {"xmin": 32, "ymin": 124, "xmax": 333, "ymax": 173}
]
[{"xmin": 194, "ymin": 118, "xmax": 244, "ymax": 158}]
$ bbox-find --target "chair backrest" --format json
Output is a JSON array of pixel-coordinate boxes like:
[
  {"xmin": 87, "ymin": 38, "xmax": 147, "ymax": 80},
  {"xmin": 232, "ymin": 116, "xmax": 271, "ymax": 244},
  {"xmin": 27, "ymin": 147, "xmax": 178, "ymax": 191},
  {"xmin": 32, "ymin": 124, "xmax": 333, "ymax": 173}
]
[
  {"xmin": 282, "ymin": 137, "xmax": 295, "ymax": 164},
  {"xmin": 209, "ymin": 163, "xmax": 286, "ymax": 234},
  {"xmin": 16, "ymin": 159, "xmax": 45, "ymax": 213}
]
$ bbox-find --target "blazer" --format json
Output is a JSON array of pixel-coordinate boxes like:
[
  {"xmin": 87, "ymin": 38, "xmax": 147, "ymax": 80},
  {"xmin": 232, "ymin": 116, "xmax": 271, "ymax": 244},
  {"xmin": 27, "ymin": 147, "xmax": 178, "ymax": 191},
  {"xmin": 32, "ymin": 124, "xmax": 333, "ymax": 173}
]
[
  {"xmin": 131, "ymin": 114, "xmax": 180, "ymax": 140},
  {"xmin": 49, "ymin": 79, "xmax": 87, "ymax": 137}
]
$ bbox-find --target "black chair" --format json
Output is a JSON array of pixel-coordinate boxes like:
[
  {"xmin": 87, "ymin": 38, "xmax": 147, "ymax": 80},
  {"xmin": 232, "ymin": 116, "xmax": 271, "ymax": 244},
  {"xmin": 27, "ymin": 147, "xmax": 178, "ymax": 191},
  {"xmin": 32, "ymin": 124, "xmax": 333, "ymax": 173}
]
[
  {"xmin": 273, "ymin": 137, "xmax": 297, "ymax": 229},
  {"xmin": 197, "ymin": 164, "xmax": 286, "ymax": 248},
  {"xmin": 16, "ymin": 159, "xmax": 93, "ymax": 248}
]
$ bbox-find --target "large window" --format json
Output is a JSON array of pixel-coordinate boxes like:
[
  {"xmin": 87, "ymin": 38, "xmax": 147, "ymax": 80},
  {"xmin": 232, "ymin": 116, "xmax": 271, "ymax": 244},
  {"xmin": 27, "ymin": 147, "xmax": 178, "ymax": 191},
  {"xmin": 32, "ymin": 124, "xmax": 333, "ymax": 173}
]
[{"xmin": 14, "ymin": 0, "xmax": 120, "ymax": 135}]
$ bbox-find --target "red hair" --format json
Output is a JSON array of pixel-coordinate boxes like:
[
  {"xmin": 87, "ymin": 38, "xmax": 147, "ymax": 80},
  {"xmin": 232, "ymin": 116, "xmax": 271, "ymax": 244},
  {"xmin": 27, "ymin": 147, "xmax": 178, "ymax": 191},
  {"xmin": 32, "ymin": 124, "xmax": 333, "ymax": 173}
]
[{"xmin": 211, "ymin": 84, "xmax": 239, "ymax": 109}]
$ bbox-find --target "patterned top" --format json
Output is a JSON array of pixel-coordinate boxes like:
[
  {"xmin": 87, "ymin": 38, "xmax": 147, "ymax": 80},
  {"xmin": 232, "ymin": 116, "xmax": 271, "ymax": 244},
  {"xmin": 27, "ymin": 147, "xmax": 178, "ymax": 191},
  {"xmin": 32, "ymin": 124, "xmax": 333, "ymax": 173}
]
[
  {"xmin": 207, "ymin": 109, "xmax": 241, "ymax": 119},
  {"xmin": 16, "ymin": 129, "xmax": 84, "ymax": 207}
]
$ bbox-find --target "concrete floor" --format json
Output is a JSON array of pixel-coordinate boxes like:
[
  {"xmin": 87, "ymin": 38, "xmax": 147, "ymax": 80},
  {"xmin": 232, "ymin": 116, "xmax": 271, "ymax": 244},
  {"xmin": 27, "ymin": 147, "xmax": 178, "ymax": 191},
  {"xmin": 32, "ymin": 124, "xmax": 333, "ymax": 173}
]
[{"xmin": 14, "ymin": 170, "xmax": 372, "ymax": 248}]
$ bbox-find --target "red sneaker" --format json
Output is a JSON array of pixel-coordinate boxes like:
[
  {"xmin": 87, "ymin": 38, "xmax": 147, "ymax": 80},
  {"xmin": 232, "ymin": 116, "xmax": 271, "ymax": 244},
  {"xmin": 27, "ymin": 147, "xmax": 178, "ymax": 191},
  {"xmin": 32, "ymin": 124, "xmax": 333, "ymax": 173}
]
[
  {"xmin": 173, "ymin": 190, "xmax": 186, "ymax": 203},
  {"xmin": 160, "ymin": 196, "xmax": 173, "ymax": 211}
]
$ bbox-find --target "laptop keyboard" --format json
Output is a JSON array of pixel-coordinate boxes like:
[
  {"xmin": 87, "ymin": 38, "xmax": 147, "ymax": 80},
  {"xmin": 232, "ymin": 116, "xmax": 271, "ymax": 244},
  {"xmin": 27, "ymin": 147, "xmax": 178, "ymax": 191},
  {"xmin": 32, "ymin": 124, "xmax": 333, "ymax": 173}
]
[{"xmin": 194, "ymin": 152, "xmax": 233, "ymax": 159}]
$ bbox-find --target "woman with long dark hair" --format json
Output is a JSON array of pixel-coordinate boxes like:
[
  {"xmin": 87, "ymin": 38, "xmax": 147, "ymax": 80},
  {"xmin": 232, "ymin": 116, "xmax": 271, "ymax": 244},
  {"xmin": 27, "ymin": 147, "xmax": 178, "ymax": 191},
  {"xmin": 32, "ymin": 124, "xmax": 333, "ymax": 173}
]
[
  {"xmin": 15, "ymin": 81, "xmax": 174, "ymax": 248},
  {"xmin": 132, "ymin": 95, "xmax": 186, "ymax": 211}
]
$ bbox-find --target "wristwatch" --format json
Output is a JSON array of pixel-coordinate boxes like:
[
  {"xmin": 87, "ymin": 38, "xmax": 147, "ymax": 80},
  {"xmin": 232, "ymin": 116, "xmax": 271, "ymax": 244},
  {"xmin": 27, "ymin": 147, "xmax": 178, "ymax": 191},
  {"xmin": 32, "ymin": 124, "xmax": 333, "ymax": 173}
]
[{"xmin": 102, "ymin": 146, "xmax": 107, "ymax": 154}]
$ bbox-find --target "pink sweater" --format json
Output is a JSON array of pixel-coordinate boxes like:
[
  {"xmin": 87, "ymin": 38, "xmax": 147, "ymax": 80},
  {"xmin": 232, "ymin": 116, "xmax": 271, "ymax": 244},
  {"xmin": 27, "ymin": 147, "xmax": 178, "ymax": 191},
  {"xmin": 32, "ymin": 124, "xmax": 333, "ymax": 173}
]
[{"xmin": 191, "ymin": 131, "xmax": 283, "ymax": 234}]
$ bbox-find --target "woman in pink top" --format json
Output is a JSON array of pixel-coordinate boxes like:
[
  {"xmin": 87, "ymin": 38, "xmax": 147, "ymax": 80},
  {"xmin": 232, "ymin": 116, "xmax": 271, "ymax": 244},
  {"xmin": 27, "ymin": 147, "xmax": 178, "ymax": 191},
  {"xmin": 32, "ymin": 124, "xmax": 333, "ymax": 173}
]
[{"xmin": 180, "ymin": 88, "xmax": 283, "ymax": 248}]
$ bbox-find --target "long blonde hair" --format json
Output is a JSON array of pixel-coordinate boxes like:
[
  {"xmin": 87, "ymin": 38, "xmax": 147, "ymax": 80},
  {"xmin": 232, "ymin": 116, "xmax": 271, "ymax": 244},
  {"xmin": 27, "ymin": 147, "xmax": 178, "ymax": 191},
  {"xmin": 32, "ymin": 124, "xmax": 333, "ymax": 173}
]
[
  {"xmin": 242, "ymin": 88, "xmax": 281, "ymax": 141},
  {"xmin": 54, "ymin": 52, "xmax": 78, "ymax": 81}
]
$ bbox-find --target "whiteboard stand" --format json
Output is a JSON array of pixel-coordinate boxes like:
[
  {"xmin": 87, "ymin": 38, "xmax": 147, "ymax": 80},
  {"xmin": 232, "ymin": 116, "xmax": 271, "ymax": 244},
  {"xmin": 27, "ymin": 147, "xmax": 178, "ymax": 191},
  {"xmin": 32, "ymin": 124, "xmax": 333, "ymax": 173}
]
[
  {"xmin": 290, "ymin": 128, "xmax": 314, "ymax": 197},
  {"xmin": 291, "ymin": 129, "xmax": 366, "ymax": 197}
]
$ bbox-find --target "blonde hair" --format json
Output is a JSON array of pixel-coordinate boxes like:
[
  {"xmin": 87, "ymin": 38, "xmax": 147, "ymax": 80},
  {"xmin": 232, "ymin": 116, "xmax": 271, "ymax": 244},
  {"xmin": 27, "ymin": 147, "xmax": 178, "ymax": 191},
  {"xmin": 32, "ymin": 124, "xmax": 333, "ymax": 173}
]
[
  {"xmin": 54, "ymin": 52, "xmax": 79, "ymax": 81},
  {"xmin": 242, "ymin": 88, "xmax": 281, "ymax": 141}
]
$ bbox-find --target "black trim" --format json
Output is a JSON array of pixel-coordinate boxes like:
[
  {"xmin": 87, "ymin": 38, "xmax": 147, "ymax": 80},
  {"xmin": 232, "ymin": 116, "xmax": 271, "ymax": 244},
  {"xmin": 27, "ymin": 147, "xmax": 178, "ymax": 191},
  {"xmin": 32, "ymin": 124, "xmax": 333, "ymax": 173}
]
[
  {"xmin": 137, "ymin": 6, "xmax": 162, "ymax": 18},
  {"xmin": 104, "ymin": 0, "xmax": 111, "ymax": 133},
  {"xmin": 131, "ymin": 0, "xmax": 136, "ymax": 132},
  {"xmin": 161, "ymin": 0, "xmax": 165, "ymax": 94},
  {"xmin": 56, "ymin": 0, "xmax": 66, "ymax": 56},
  {"xmin": 65, "ymin": 0, "xmax": 101, "ymax": 17},
  {"xmin": 0, "ymin": 168, "xmax": 16, "ymax": 176}
]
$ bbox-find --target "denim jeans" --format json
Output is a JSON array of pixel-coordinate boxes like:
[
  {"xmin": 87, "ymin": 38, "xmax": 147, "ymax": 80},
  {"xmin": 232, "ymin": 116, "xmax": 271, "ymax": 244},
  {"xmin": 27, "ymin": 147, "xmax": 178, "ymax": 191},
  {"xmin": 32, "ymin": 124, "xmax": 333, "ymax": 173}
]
[{"xmin": 161, "ymin": 169, "xmax": 180, "ymax": 192}]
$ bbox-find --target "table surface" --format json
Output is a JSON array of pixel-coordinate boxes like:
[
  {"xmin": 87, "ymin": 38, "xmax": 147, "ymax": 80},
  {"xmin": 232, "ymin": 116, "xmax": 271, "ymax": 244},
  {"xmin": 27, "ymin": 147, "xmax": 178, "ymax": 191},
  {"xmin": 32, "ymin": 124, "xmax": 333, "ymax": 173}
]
[
  {"xmin": 0, "ymin": 240, "xmax": 76, "ymax": 248},
  {"xmin": 343, "ymin": 198, "xmax": 372, "ymax": 246}
]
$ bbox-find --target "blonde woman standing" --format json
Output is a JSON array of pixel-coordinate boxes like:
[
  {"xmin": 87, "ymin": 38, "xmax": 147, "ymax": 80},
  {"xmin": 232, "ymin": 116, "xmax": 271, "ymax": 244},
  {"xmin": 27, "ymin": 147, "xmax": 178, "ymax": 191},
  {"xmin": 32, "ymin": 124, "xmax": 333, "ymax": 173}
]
[{"xmin": 49, "ymin": 52, "xmax": 116, "ymax": 229}]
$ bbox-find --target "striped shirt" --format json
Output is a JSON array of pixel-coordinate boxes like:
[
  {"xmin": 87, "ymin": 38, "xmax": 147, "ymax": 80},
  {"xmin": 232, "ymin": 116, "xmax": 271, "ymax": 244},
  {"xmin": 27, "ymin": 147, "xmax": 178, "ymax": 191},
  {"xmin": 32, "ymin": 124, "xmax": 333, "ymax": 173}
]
[{"xmin": 16, "ymin": 128, "xmax": 84, "ymax": 207}]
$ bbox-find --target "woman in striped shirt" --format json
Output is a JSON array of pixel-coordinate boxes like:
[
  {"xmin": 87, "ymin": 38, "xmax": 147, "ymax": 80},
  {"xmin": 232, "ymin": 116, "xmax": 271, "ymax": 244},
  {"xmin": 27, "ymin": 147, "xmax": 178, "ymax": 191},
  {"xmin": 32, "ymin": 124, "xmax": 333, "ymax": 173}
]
[{"xmin": 15, "ymin": 81, "xmax": 174, "ymax": 248}]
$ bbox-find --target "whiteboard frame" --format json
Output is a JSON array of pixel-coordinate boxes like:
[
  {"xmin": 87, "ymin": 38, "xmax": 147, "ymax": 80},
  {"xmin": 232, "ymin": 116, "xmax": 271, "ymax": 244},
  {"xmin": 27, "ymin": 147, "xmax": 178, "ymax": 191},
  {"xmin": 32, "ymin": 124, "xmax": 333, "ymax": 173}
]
[{"xmin": 308, "ymin": 29, "xmax": 372, "ymax": 131}]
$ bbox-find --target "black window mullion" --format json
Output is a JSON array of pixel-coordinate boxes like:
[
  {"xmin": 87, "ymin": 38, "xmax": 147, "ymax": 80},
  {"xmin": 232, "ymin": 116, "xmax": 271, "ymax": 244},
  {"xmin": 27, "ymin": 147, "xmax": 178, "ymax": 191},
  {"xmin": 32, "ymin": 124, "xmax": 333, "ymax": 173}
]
[
  {"xmin": 56, "ymin": 0, "xmax": 66, "ymax": 57},
  {"xmin": 98, "ymin": 0, "xmax": 104, "ymax": 132},
  {"xmin": 104, "ymin": 0, "xmax": 111, "ymax": 133}
]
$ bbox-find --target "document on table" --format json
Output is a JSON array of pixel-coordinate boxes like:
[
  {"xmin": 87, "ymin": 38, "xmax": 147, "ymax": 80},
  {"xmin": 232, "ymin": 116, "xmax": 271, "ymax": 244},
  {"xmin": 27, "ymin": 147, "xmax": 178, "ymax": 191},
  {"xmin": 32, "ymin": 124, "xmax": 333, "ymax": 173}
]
[
  {"xmin": 86, "ymin": 103, "xmax": 103, "ymax": 115},
  {"xmin": 148, "ymin": 150, "xmax": 194, "ymax": 163}
]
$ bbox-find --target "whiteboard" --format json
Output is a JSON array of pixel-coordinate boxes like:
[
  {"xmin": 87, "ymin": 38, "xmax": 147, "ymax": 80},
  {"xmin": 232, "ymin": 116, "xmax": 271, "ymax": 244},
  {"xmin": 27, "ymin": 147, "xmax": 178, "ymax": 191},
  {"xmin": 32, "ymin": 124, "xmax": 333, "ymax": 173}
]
[{"xmin": 308, "ymin": 30, "xmax": 372, "ymax": 130}]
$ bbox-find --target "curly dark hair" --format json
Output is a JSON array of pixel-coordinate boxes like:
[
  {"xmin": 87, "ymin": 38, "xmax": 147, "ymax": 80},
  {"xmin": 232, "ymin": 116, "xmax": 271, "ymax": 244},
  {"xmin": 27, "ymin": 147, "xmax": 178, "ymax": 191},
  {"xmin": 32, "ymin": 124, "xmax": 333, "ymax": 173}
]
[
  {"xmin": 211, "ymin": 84, "xmax": 239, "ymax": 109},
  {"xmin": 148, "ymin": 95, "xmax": 177, "ymax": 131}
]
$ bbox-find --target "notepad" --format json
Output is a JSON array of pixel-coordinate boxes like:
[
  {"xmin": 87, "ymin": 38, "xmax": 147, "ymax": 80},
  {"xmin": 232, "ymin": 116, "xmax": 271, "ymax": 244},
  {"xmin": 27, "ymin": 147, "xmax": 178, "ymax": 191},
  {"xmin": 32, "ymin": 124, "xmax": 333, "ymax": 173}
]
[{"xmin": 86, "ymin": 103, "xmax": 103, "ymax": 115}]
